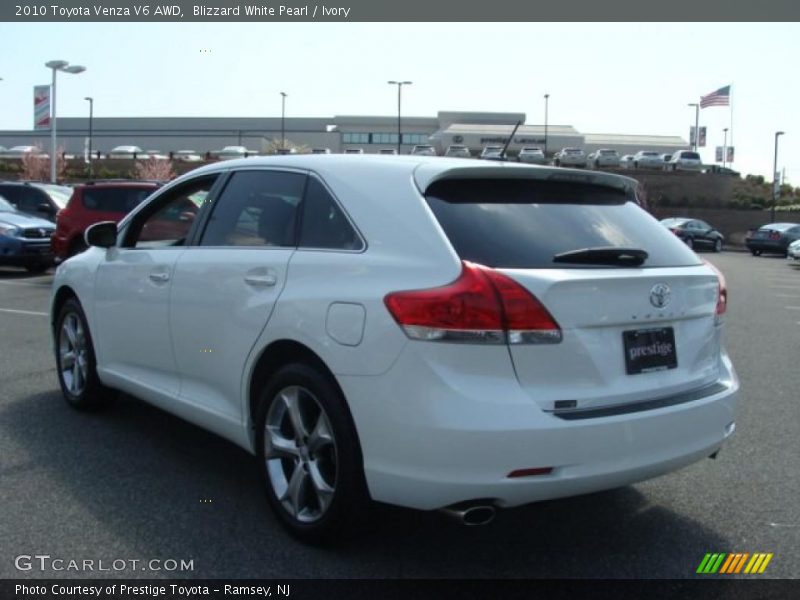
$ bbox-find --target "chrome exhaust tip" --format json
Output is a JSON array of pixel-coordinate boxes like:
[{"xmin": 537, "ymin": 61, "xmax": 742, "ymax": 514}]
[{"xmin": 440, "ymin": 503, "xmax": 496, "ymax": 526}]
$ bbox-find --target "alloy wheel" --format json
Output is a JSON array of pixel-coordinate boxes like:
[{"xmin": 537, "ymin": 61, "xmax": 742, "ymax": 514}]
[
  {"xmin": 264, "ymin": 385, "xmax": 338, "ymax": 523},
  {"xmin": 59, "ymin": 312, "xmax": 89, "ymax": 396}
]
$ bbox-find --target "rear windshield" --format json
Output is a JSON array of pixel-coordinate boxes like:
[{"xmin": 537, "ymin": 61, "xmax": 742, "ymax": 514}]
[
  {"xmin": 82, "ymin": 187, "xmax": 154, "ymax": 213},
  {"xmin": 681, "ymin": 152, "xmax": 700, "ymax": 160},
  {"xmin": 425, "ymin": 178, "xmax": 702, "ymax": 269},
  {"xmin": 600, "ymin": 150, "xmax": 617, "ymax": 155},
  {"xmin": 760, "ymin": 222, "xmax": 797, "ymax": 232}
]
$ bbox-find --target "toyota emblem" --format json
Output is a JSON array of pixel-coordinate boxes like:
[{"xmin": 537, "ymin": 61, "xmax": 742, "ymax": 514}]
[{"xmin": 650, "ymin": 283, "xmax": 671, "ymax": 308}]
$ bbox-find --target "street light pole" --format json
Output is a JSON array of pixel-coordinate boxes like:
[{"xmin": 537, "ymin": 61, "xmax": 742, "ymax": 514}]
[
  {"xmin": 543, "ymin": 93, "xmax": 549, "ymax": 158},
  {"xmin": 388, "ymin": 81, "xmax": 412, "ymax": 154},
  {"xmin": 722, "ymin": 127, "xmax": 728, "ymax": 170},
  {"xmin": 687, "ymin": 103, "xmax": 700, "ymax": 151},
  {"xmin": 84, "ymin": 96, "xmax": 94, "ymax": 178},
  {"xmin": 771, "ymin": 131, "xmax": 785, "ymax": 224},
  {"xmin": 280, "ymin": 92, "xmax": 287, "ymax": 152},
  {"xmin": 45, "ymin": 60, "xmax": 86, "ymax": 183}
]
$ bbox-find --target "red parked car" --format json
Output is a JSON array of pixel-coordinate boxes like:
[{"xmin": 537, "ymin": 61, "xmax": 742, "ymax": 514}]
[{"xmin": 52, "ymin": 181, "xmax": 159, "ymax": 261}]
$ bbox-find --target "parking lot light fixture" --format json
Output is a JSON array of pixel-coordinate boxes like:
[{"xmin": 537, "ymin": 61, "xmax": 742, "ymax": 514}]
[
  {"xmin": 280, "ymin": 92, "xmax": 287, "ymax": 152},
  {"xmin": 388, "ymin": 81, "xmax": 412, "ymax": 154},
  {"xmin": 85, "ymin": 97, "xmax": 94, "ymax": 177},
  {"xmin": 687, "ymin": 103, "xmax": 700, "ymax": 152},
  {"xmin": 771, "ymin": 131, "xmax": 785, "ymax": 223},
  {"xmin": 544, "ymin": 93, "xmax": 549, "ymax": 157},
  {"xmin": 45, "ymin": 59, "xmax": 86, "ymax": 183}
]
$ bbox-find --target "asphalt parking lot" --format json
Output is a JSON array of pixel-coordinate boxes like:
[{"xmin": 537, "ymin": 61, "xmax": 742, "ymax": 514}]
[{"xmin": 0, "ymin": 252, "xmax": 798, "ymax": 579}]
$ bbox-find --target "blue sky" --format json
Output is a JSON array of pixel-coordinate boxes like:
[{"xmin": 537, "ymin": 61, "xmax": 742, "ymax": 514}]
[{"xmin": 0, "ymin": 22, "xmax": 796, "ymax": 181}]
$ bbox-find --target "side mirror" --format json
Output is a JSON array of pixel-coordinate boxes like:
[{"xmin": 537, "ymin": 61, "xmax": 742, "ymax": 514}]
[{"xmin": 85, "ymin": 221, "xmax": 117, "ymax": 248}]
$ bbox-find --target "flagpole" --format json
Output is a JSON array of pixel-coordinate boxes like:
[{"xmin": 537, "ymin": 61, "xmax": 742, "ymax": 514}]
[{"xmin": 729, "ymin": 84, "xmax": 733, "ymax": 163}]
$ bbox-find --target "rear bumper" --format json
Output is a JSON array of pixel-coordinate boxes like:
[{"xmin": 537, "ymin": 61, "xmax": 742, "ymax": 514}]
[
  {"xmin": 341, "ymin": 344, "xmax": 739, "ymax": 511},
  {"xmin": 746, "ymin": 240, "xmax": 786, "ymax": 253}
]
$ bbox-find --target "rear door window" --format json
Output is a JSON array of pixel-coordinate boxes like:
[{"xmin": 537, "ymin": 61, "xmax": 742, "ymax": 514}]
[
  {"xmin": 200, "ymin": 170, "xmax": 304, "ymax": 247},
  {"xmin": 424, "ymin": 178, "xmax": 701, "ymax": 269},
  {"xmin": 299, "ymin": 177, "xmax": 363, "ymax": 250}
]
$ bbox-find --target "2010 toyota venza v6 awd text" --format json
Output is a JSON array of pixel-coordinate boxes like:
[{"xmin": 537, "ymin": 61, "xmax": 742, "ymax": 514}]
[{"xmin": 51, "ymin": 155, "xmax": 739, "ymax": 541}]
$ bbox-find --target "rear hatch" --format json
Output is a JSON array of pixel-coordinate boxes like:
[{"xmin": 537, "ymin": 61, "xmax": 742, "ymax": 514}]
[{"xmin": 420, "ymin": 172, "xmax": 723, "ymax": 413}]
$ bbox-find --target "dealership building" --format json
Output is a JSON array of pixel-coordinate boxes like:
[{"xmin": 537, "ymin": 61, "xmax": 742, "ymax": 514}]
[{"xmin": 0, "ymin": 111, "xmax": 689, "ymax": 157}]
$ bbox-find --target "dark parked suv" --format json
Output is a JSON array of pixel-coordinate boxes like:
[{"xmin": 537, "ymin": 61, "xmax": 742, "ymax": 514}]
[
  {"xmin": 52, "ymin": 181, "xmax": 159, "ymax": 261},
  {"xmin": 0, "ymin": 181, "xmax": 72, "ymax": 222}
]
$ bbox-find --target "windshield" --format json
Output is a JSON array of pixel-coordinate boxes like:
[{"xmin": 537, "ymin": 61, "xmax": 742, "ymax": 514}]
[
  {"xmin": 681, "ymin": 152, "xmax": 701, "ymax": 160},
  {"xmin": 0, "ymin": 197, "xmax": 15, "ymax": 212},
  {"xmin": 36, "ymin": 184, "xmax": 72, "ymax": 208}
]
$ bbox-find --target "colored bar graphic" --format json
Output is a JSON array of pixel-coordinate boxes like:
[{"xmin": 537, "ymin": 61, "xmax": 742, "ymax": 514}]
[
  {"xmin": 719, "ymin": 554, "xmax": 736, "ymax": 573},
  {"xmin": 733, "ymin": 553, "xmax": 749, "ymax": 574},
  {"xmin": 696, "ymin": 554, "xmax": 713, "ymax": 574},
  {"xmin": 697, "ymin": 552, "xmax": 772, "ymax": 575},
  {"xmin": 758, "ymin": 554, "xmax": 773, "ymax": 573}
]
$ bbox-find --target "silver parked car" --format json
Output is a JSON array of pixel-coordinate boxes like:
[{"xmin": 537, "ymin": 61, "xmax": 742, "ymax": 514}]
[
  {"xmin": 444, "ymin": 145, "xmax": 471, "ymax": 158},
  {"xmin": 517, "ymin": 147, "xmax": 546, "ymax": 165},
  {"xmin": 588, "ymin": 149, "xmax": 620, "ymax": 169},
  {"xmin": 554, "ymin": 148, "xmax": 587, "ymax": 168},
  {"xmin": 632, "ymin": 151, "xmax": 664, "ymax": 169},
  {"xmin": 411, "ymin": 145, "xmax": 437, "ymax": 156},
  {"xmin": 666, "ymin": 150, "xmax": 703, "ymax": 172}
]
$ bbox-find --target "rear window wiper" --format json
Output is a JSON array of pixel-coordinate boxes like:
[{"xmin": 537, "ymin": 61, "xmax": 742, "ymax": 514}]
[{"xmin": 552, "ymin": 247, "xmax": 648, "ymax": 266}]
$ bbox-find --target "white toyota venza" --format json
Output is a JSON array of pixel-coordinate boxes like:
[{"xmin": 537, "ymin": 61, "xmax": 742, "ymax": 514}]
[{"xmin": 51, "ymin": 156, "xmax": 739, "ymax": 541}]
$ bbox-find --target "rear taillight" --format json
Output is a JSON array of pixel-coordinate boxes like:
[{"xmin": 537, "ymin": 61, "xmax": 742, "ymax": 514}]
[
  {"xmin": 703, "ymin": 260, "xmax": 727, "ymax": 317},
  {"xmin": 384, "ymin": 261, "xmax": 562, "ymax": 344}
]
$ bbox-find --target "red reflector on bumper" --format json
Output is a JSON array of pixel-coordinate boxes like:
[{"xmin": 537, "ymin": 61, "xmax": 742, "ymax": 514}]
[{"xmin": 507, "ymin": 467, "xmax": 553, "ymax": 478}]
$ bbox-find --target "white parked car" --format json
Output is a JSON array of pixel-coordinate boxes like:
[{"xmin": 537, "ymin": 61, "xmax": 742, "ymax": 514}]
[
  {"xmin": 517, "ymin": 147, "xmax": 546, "ymax": 164},
  {"xmin": 311, "ymin": 148, "xmax": 332, "ymax": 155},
  {"xmin": 411, "ymin": 145, "xmax": 437, "ymax": 156},
  {"xmin": 344, "ymin": 148, "xmax": 364, "ymax": 155},
  {"xmin": 174, "ymin": 150, "xmax": 204, "ymax": 162},
  {"xmin": 666, "ymin": 150, "xmax": 703, "ymax": 171},
  {"xmin": 51, "ymin": 155, "xmax": 738, "ymax": 542},
  {"xmin": 480, "ymin": 145, "xmax": 504, "ymax": 159},
  {"xmin": 787, "ymin": 239, "xmax": 800, "ymax": 262},
  {"xmin": 378, "ymin": 148, "xmax": 398, "ymax": 155},
  {"xmin": 554, "ymin": 147, "xmax": 587, "ymax": 168},
  {"xmin": 444, "ymin": 145, "xmax": 471, "ymax": 158},
  {"xmin": 2, "ymin": 145, "xmax": 46, "ymax": 157},
  {"xmin": 632, "ymin": 151, "xmax": 664, "ymax": 169},
  {"xmin": 107, "ymin": 145, "xmax": 144, "ymax": 159},
  {"xmin": 588, "ymin": 149, "xmax": 621, "ymax": 169},
  {"xmin": 145, "ymin": 150, "xmax": 169, "ymax": 160},
  {"xmin": 620, "ymin": 155, "xmax": 635, "ymax": 169},
  {"xmin": 216, "ymin": 146, "xmax": 256, "ymax": 160}
]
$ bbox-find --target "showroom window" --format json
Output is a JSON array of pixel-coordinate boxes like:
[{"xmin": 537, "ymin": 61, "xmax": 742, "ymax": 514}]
[
  {"xmin": 342, "ymin": 132, "xmax": 369, "ymax": 144},
  {"xmin": 372, "ymin": 133, "xmax": 399, "ymax": 145}
]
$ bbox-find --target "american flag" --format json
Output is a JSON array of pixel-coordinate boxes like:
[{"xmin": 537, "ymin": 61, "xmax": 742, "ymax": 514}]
[{"xmin": 700, "ymin": 85, "xmax": 731, "ymax": 108}]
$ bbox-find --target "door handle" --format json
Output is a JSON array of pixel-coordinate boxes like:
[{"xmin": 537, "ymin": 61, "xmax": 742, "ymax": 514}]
[
  {"xmin": 149, "ymin": 272, "xmax": 170, "ymax": 283},
  {"xmin": 244, "ymin": 274, "xmax": 277, "ymax": 287}
]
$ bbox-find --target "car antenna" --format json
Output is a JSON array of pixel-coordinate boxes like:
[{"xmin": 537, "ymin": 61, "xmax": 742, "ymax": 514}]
[{"xmin": 499, "ymin": 121, "xmax": 523, "ymax": 160}]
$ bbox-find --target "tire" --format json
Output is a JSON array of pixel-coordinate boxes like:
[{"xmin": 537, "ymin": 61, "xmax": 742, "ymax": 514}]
[
  {"xmin": 55, "ymin": 298, "xmax": 112, "ymax": 410},
  {"xmin": 751, "ymin": 249, "xmax": 761, "ymax": 256},
  {"xmin": 714, "ymin": 239, "xmax": 723, "ymax": 253},
  {"xmin": 255, "ymin": 363, "xmax": 369, "ymax": 543},
  {"xmin": 554, "ymin": 159, "xmax": 560, "ymax": 167}
]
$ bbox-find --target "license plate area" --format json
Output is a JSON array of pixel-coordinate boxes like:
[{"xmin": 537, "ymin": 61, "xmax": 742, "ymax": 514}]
[{"xmin": 623, "ymin": 327, "xmax": 677, "ymax": 375}]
